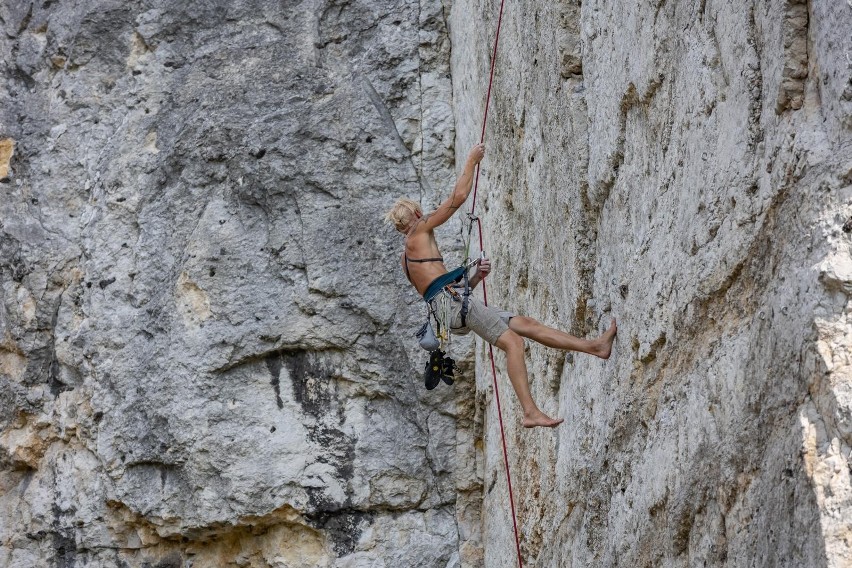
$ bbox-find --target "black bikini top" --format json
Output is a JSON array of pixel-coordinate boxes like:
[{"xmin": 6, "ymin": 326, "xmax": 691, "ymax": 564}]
[{"xmin": 404, "ymin": 254, "xmax": 444, "ymax": 282}]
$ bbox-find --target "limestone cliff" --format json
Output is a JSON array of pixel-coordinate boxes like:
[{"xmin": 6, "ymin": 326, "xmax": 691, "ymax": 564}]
[
  {"xmin": 1, "ymin": 0, "xmax": 851, "ymax": 567},
  {"xmin": 1, "ymin": 0, "xmax": 477, "ymax": 566},
  {"xmin": 450, "ymin": 0, "xmax": 852, "ymax": 566}
]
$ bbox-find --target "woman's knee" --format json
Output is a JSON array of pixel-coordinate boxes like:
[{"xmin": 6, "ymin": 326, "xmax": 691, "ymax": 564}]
[{"xmin": 496, "ymin": 329, "xmax": 524, "ymax": 352}]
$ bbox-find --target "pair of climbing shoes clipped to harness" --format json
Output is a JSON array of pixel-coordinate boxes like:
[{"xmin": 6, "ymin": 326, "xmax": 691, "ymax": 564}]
[{"xmin": 424, "ymin": 349, "xmax": 457, "ymax": 390}]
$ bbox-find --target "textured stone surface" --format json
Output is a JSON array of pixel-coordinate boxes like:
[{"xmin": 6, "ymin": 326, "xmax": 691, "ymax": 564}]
[
  {"xmin": 448, "ymin": 0, "xmax": 852, "ymax": 566},
  {"xmin": 3, "ymin": 0, "xmax": 852, "ymax": 566},
  {"xmin": 0, "ymin": 0, "xmax": 477, "ymax": 566}
]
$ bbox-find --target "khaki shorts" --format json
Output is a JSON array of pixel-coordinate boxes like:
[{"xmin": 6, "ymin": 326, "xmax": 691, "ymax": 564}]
[{"xmin": 430, "ymin": 291, "xmax": 514, "ymax": 345}]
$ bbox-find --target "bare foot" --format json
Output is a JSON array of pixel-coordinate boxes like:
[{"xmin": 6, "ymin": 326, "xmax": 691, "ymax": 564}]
[
  {"xmin": 522, "ymin": 409, "xmax": 564, "ymax": 428},
  {"xmin": 591, "ymin": 318, "xmax": 617, "ymax": 359}
]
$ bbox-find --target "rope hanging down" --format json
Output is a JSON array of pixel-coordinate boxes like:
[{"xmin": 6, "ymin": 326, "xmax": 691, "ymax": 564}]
[{"xmin": 465, "ymin": 0, "xmax": 523, "ymax": 566}]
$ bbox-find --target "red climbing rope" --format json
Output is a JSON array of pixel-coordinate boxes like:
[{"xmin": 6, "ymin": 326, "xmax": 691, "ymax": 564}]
[{"xmin": 467, "ymin": 0, "xmax": 523, "ymax": 566}]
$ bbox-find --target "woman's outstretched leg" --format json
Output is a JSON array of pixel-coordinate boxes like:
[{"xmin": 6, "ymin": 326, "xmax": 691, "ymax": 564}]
[
  {"xmin": 509, "ymin": 316, "xmax": 617, "ymax": 358},
  {"xmin": 494, "ymin": 329, "xmax": 564, "ymax": 428}
]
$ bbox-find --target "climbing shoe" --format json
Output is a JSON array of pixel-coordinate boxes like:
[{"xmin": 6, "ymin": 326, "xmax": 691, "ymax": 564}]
[
  {"xmin": 424, "ymin": 350, "xmax": 443, "ymax": 390},
  {"xmin": 440, "ymin": 352, "xmax": 456, "ymax": 385}
]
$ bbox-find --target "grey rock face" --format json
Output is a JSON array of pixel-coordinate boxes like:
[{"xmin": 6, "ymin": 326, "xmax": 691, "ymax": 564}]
[
  {"xmin": 449, "ymin": 0, "xmax": 852, "ymax": 566},
  {"xmin": 1, "ymin": 0, "xmax": 476, "ymax": 566},
  {"xmin": 4, "ymin": 0, "xmax": 852, "ymax": 566}
]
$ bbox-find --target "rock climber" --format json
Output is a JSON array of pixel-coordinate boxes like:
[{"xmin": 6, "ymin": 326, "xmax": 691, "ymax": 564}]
[{"xmin": 384, "ymin": 143, "xmax": 618, "ymax": 428}]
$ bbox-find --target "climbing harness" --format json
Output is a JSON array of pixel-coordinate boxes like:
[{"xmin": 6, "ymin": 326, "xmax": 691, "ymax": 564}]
[
  {"xmin": 417, "ymin": 257, "xmax": 481, "ymax": 357},
  {"xmin": 466, "ymin": 0, "xmax": 524, "ymax": 565}
]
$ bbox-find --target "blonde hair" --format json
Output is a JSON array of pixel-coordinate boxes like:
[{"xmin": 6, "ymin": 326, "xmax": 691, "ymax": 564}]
[{"xmin": 384, "ymin": 198, "xmax": 422, "ymax": 232}]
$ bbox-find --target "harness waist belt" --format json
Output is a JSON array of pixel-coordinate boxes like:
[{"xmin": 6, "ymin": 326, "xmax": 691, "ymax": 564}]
[{"xmin": 423, "ymin": 266, "xmax": 466, "ymax": 302}]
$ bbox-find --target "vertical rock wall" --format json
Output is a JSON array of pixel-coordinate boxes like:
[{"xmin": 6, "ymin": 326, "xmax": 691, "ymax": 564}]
[
  {"xmin": 4, "ymin": 0, "xmax": 851, "ymax": 566},
  {"xmin": 449, "ymin": 0, "xmax": 852, "ymax": 566},
  {"xmin": 0, "ymin": 0, "xmax": 478, "ymax": 566}
]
